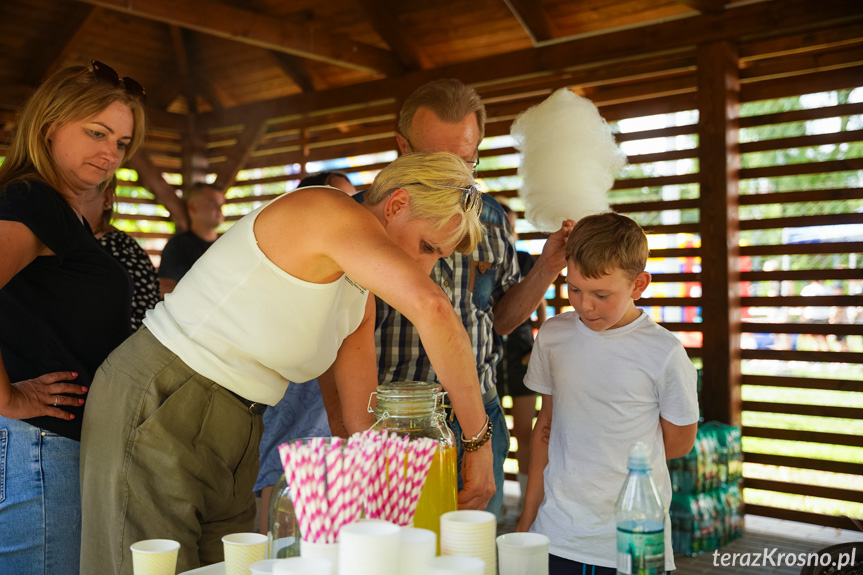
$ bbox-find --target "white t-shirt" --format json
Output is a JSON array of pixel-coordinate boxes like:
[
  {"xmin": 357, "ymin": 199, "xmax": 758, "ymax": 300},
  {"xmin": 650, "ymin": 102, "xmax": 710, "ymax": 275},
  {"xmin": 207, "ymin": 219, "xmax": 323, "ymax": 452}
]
[
  {"xmin": 145, "ymin": 194, "xmax": 369, "ymax": 405},
  {"xmin": 524, "ymin": 311, "xmax": 699, "ymax": 570}
]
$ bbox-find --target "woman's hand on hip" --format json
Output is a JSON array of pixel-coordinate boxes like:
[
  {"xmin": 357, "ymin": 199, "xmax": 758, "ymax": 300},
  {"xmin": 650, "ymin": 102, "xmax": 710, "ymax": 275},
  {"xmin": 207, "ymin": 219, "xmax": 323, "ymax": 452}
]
[{"xmin": 1, "ymin": 371, "xmax": 86, "ymax": 421}]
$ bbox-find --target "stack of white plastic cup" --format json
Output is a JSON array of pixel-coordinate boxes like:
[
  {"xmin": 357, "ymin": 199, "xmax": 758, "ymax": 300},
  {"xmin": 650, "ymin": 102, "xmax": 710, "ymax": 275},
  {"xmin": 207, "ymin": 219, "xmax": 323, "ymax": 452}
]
[{"xmin": 439, "ymin": 511, "xmax": 496, "ymax": 575}]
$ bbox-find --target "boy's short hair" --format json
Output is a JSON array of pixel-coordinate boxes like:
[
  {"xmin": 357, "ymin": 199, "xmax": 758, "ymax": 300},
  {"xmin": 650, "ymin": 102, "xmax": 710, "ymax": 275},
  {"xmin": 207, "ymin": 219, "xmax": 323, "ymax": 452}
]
[{"xmin": 565, "ymin": 212, "xmax": 649, "ymax": 280}]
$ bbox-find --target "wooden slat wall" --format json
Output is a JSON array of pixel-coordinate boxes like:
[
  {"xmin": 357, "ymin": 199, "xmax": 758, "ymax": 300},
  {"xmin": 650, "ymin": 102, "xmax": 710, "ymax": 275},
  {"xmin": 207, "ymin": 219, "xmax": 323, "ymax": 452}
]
[{"xmin": 94, "ymin": 22, "xmax": 863, "ymax": 530}]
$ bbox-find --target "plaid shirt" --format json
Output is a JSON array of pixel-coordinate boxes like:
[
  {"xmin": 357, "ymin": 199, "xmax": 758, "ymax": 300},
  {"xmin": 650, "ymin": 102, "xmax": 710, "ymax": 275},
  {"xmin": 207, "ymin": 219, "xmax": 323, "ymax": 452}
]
[{"xmin": 363, "ymin": 194, "xmax": 520, "ymax": 395}]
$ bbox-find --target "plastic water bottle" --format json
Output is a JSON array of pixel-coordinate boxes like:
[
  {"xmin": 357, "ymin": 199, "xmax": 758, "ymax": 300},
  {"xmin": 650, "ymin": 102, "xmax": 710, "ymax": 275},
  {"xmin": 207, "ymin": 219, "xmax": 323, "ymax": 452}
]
[{"xmin": 615, "ymin": 442, "xmax": 666, "ymax": 575}]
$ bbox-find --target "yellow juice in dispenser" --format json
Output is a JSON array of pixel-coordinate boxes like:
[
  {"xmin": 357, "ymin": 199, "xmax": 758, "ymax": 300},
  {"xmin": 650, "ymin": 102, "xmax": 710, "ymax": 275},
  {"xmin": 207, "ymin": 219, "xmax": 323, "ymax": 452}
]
[
  {"xmin": 370, "ymin": 381, "xmax": 458, "ymax": 549},
  {"xmin": 412, "ymin": 444, "xmax": 457, "ymax": 539}
]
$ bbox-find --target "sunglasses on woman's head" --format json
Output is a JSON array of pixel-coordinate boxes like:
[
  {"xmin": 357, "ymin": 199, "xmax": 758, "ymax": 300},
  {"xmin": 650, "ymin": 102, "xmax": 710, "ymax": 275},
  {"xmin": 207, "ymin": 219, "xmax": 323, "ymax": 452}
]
[
  {"xmin": 406, "ymin": 182, "xmax": 483, "ymax": 216},
  {"xmin": 441, "ymin": 184, "xmax": 483, "ymax": 216},
  {"xmin": 90, "ymin": 60, "xmax": 147, "ymax": 102}
]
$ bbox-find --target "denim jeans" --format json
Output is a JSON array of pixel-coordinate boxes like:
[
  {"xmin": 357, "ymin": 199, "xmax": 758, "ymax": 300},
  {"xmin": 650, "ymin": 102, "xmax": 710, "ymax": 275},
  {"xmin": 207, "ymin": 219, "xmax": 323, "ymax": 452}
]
[
  {"xmin": 450, "ymin": 395, "xmax": 510, "ymax": 518},
  {"xmin": 0, "ymin": 416, "xmax": 81, "ymax": 575}
]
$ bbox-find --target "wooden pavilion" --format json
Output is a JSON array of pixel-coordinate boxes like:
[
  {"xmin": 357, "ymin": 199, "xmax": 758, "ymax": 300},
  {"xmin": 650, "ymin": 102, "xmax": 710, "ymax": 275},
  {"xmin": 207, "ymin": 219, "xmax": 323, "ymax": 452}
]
[{"xmin": 1, "ymin": 0, "xmax": 861, "ymax": 532}]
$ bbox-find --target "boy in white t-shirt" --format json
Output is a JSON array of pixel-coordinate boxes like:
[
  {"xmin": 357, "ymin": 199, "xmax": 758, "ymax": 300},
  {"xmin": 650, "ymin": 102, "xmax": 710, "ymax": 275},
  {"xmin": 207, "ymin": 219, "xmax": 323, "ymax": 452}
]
[{"xmin": 516, "ymin": 212, "xmax": 699, "ymax": 575}]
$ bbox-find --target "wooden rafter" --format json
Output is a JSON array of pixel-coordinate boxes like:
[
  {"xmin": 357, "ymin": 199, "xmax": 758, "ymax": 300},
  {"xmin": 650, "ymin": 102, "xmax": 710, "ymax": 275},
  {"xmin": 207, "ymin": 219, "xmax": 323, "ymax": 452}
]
[
  {"xmin": 271, "ymin": 53, "xmax": 316, "ymax": 94},
  {"xmin": 503, "ymin": 0, "xmax": 554, "ymax": 44},
  {"xmin": 76, "ymin": 0, "xmax": 404, "ymax": 75},
  {"xmin": 127, "ymin": 153, "xmax": 189, "ymax": 232},
  {"xmin": 22, "ymin": 4, "xmax": 101, "ymax": 86},
  {"xmin": 354, "ymin": 0, "xmax": 431, "ymax": 70},
  {"xmin": 673, "ymin": 0, "xmax": 727, "ymax": 15},
  {"xmin": 214, "ymin": 117, "xmax": 269, "ymax": 190},
  {"xmin": 197, "ymin": 0, "xmax": 862, "ymax": 130},
  {"xmin": 170, "ymin": 27, "xmax": 224, "ymax": 112}
]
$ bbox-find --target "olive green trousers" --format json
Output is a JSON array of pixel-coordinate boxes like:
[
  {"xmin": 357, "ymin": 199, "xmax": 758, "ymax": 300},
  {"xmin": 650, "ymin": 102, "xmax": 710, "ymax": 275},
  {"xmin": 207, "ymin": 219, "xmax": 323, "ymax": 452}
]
[{"xmin": 80, "ymin": 327, "xmax": 264, "ymax": 575}]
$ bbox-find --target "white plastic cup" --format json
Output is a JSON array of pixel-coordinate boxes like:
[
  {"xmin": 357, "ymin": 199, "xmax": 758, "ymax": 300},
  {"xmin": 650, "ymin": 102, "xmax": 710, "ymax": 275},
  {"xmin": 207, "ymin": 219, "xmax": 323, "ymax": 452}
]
[
  {"xmin": 496, "ymin": 532, "xmax": 550, "ymax": 575},
  {"xmin": 271, "ymin": 557, "xmax": 334, "ymax": 575},
  {"xmin": 426, "ymin": 555, "xmax": 485, "ymax": 575},
  {"xmin": 129, "ymin": 539, "xmax": 180, "ymax": 575},
  {"xmin": 439, "ymin": 511, "xmax": 496, "ymax": 575},
  {"xmin": 300, "ymin": 539, "xmax": 340, "ymax": 573},
  {"xmin": 398, "ymin": 527, "xmax": 436, "ymax": 575},
  {"xmin": 223, "ymin": 532, "xmax": 268, "ymax": 575},
  {"xmin": 338, "ymin": 519, "xmax": 401, "ymax": 575}
]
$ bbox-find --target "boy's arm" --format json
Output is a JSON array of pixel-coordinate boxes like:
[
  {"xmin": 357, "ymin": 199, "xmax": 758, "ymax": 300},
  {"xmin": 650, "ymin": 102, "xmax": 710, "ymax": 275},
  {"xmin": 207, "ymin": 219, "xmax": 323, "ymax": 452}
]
[
  {"xmin": 660, "ymin": 417, "xmax": 698, "ymax": 459},
  {"xmin": 516, "ymin": 393, "xmax": 552, "ymax": 532}
]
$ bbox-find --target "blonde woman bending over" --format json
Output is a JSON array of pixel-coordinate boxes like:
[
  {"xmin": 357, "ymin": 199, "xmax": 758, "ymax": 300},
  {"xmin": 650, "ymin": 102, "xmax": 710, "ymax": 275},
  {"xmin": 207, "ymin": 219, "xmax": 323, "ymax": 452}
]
[{"xmin": 79, "ymin": 151, "xmax": 495, "ymax": 575}]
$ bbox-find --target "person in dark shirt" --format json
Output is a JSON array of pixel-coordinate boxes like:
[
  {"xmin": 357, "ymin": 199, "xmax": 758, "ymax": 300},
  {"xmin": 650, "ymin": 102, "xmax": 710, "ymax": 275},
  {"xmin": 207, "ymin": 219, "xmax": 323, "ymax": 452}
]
[
  {"xmin": 158, "ymin": 182, "xmax": 225, "ymax": 297},
  {"xmin": 0, "ymin": 60, "xmax": 146, "ymax": 575},
  {"xmin": 80, "ymin": 175, "xmax": 160, "ymax": 331}
]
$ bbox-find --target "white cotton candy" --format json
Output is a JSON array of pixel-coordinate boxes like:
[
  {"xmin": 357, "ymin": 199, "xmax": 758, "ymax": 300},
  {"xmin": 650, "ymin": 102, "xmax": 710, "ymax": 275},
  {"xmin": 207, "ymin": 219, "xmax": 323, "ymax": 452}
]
[{"xmin": 510, "ymin": 88, "xmax": 627, "ymax": 232}]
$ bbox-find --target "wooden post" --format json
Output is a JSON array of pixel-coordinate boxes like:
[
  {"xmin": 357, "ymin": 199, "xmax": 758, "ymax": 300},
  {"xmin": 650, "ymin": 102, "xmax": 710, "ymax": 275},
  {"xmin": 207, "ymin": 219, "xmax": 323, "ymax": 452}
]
[{"xmin": 697, "ymin": 41, "xmax": 742, "ymax": 426}]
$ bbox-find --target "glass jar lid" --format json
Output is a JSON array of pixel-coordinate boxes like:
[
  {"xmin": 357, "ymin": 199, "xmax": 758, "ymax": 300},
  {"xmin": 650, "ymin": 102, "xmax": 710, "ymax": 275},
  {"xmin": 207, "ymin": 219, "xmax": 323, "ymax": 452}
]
[{"xmin": 367, "ymin": 381, "xmax": 447, "ymax": 417}]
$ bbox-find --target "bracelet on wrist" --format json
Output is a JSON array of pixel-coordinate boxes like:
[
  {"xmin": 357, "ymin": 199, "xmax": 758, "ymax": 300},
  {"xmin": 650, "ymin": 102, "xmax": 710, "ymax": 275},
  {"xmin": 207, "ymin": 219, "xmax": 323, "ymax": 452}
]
[{"xmin": 461, "ymin": 415, "xmax": 493, "ymax": 452}]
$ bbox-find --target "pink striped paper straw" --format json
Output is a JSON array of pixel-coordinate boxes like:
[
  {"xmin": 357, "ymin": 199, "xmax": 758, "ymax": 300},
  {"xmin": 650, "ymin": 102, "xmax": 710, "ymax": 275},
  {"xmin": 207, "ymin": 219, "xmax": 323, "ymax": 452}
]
[
  {"xmin": 334, "ymin": 437, "xmax": 357, "ymax": 533},
  {"xmin": 325, "ymin": 437, "xmax": 343, "ymax": 543},
  {"xmin": 366, "ymin": 432, "xmax": 386, "ymax": 519},
  {"xmin": 392, "ymin": 436, "xmax": 409, "ymax": 525},
  {"xmin": 310, "ymin": 438, "xmax": 328, "ymax": 543},
  {"xmin": 356, "ymin": 432, "xmax": 377, "ymax": 519},
  {"xmin": 345, "ymin": 434, "xmax": 362, "ymax": 524}
]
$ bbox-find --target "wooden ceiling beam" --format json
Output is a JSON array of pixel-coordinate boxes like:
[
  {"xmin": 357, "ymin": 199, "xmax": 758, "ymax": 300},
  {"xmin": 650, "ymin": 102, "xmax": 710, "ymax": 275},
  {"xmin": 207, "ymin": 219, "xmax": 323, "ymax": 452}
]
[
  {"xmin": 76, "ymin": 0, "xmax": 404, "ymax": 75},
  {"xmin": 214, "ymin": 117, "xmax": 269, "ymax": 190},
  {"xmin": 741, "ymin": 64, "xmax": 863, "ymax": 102},
  {"xmin": 22, "ymin": 4, "xmax": 101, "ymax": 86},
  {"xmin": 197, "ymin": 0, "xmax": 862, "ymax": 130},
  {"xmin": 673, "ymin": 0, "xmax": 726, "ymax": 16},
  {"xmin": 271, "ymin": 53, "xmax": 316, "ymax": 93},
  {"xmin": 127, "ymin": 152, "xmax": 188, "ymax": 231},
  {"xmin": 740, "ymin": 21, "xmax": 863, "ymax": 61},
  {"xmin": 354, "ymin": 0, "xmax": 431, "ymax": 70},
  {"xmin": 741, "ymin": 44, "xmax": 863, "ymax": 82},
  {"xmin": 503, "ymin": 0, "xmax": 554, "ymax": 44},
  {"xmin": 173, "ymin": 27, "xmax": 224, "ymax": 112}
]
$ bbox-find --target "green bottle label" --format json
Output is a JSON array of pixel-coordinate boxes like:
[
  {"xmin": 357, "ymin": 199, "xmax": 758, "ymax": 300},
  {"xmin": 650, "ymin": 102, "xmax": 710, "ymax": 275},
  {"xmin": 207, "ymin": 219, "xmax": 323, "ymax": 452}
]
[{"xmin": 616, "ymin": 528, "xmax": 664, "ymax": 575}]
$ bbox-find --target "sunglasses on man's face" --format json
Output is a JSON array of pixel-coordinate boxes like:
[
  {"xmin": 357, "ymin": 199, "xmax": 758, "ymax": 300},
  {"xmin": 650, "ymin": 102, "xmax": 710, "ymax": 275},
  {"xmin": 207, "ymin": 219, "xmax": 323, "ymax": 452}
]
[{"xmin": 90, "ymin": 60, "xmax": 147, "ymax": 102}]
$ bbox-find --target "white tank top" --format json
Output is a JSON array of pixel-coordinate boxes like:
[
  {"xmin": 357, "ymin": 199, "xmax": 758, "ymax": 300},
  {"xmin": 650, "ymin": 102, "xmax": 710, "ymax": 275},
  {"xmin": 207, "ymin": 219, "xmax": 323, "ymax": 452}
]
[{"xmin": 144, "ymin": 194, "xmax": 369, "ymax": 405}]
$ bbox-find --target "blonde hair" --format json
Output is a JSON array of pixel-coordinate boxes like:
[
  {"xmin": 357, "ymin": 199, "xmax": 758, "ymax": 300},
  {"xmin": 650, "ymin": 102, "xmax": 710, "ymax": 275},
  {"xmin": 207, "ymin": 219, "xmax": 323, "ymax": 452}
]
[
  {"xmin": 398, "ymin": 79, "xmax": 486, "ymax": 144},
  {"xmin": 565, "ymin": 212, "xmax": 649, "ymax": 280},
  {"xmin": 0, "ymin": 64, "xmax": 147, "ymax": 193},
  {"xmin": 365, "ymin": 152, "xmax": 484, "ymax": 254}
]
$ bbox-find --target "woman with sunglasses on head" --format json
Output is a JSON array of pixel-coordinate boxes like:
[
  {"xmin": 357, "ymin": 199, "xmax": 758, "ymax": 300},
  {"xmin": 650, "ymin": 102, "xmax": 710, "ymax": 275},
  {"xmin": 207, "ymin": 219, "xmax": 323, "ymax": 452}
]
[
  {"xmin": 79, "ymin": 151, "xmax": 496, "ymax": 574},
  {"xmin": 0, "ymin": 61, "xmax": 146, "ymax": 575}
]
